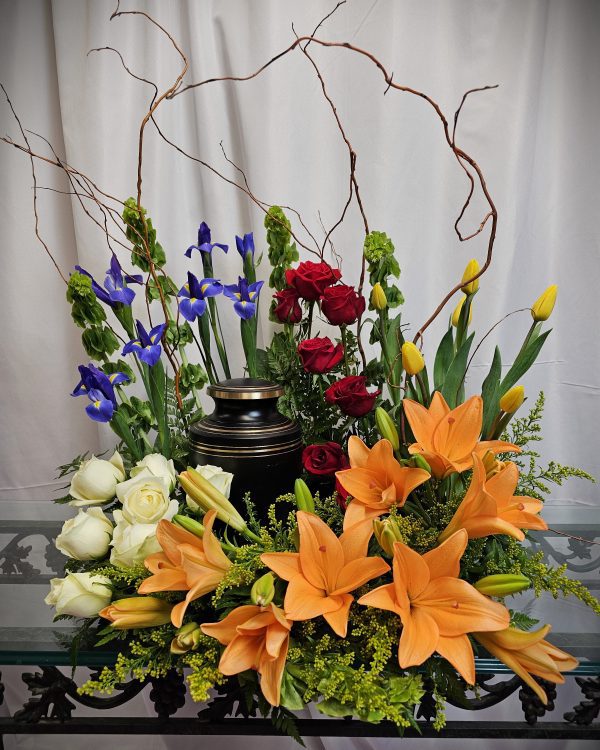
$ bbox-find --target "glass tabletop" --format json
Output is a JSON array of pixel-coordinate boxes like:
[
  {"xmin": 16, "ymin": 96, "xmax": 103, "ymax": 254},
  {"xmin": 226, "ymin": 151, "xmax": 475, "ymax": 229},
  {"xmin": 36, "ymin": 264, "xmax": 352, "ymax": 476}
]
[{"xmin": 1, "ymin": 519, "xmax": 599, "ymax": 674}]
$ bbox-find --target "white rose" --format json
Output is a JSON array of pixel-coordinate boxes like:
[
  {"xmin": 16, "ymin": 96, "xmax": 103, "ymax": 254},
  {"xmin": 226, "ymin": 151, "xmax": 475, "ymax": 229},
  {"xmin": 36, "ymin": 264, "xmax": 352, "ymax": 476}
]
[
  {"xmin": 55, "ymin": 508, "xmax": 113, "ymax": 560},
  {"xmin": 115, "ymin": 473, "xmax": 178, "ymax": 525},
  {"xmin": 130, "ymin": 453, "xmax": 177, "ymax": 492},
  {"xmin": 69, "ymin": 451, "xmax": 125, "ymax": 507},
  {"xmin": 186, "ymin": 464, "xmax": 234, "ymax": 512},
  {"xmin": 109, "ymin": 512, "xmax": 162, "ymax": 568},
  {"xmin": 45, "ymin": 572, "xmax": 112, "ymax": 617}
]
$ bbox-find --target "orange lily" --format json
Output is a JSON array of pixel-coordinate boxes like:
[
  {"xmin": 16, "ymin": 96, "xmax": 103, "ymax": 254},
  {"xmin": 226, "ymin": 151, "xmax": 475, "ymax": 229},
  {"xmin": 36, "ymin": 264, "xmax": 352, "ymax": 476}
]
[
  {"xmin": 438, "ymin": 454, "xmax": 547, "ymax": 543},
  {"xmin": 138, "ymin": 509, "xmax": 231, "ymax": 627},
  {"xmin": 201, "ymin": 603, "xmax": 292, "ymax": 706},
  {"xmin": 335, "ymin": 437, "xmax": 430, "ymax": 528},
  {"xmin": 474, "ymin": 626, "xmax": 578, "ymax": 704},
  {"xmin": 403, "ymin": 393, "xmax": 518, "ymax": 479},
  {"xmin": 260, "ymin": 511, "xmax": 389, "ymax": 637},
  {"xmin": 99, "ymin": 596, "xmax": 173, "ymax": 629},
  {"xmin": 358, "ymin": 529, "xmax": 510, "ymax": 684}
]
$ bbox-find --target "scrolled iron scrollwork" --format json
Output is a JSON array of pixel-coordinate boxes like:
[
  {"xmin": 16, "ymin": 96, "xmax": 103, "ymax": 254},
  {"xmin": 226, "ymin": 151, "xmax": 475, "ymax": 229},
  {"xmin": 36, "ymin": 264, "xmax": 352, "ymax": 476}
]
[{"xmin": 565, "ymin": 676, "xmax": 600, "ymax": 726}]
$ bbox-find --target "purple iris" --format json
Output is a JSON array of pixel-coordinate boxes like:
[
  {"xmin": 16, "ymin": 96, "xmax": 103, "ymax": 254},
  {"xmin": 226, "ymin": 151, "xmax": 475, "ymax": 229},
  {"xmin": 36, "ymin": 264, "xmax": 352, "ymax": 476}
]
[
  {"xmin": 177, "ymin": 272, "xmax": 222, "ymax": 322},
  {"xmin": 185, "ymin": 222, "xmax": 228, "ymax": 258},
  {"xmin": 72, "ymin": 363, "xmax": 129, "ymax": 423},
  {"xmin": 122, "ymin": 320, "xmax": 166, "ymax": 367},
  {"xmin": 235, "ymin": 232, "xmax": 255, "ymax": 260},
  {"xmin": 75, "ymin": 255, "xmax": 142, "ymax": 307},
  {"xmin": 223, "ymin": 277, "xmax": 264, "ymax": 320}
]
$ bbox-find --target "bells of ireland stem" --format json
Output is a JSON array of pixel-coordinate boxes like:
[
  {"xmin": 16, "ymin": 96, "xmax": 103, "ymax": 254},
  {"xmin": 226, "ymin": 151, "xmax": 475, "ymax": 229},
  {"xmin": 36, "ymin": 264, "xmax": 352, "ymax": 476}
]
[
  {"xmin": 251, "ymin": 572, "xmax": 276, "ymax": 607},
  {"xmin": 294, "ymin": 478, "xmax": 314, "ymax": 513},
  {"xmin": 375, "ymin": 407, "xmax": 399, "ymax": 451},
  {"xmin": 474, "ymin": 574, "xmax": 530, "ymax": 597},
  {"xmin": 401, "ymin": 342, "xmax": 425, "ymax": 376},
  {"xmin": 371, "ymin": 282, "xmax": 388, "ymax": 310},
  {"xmin": 500, "ymin": 385, "xmax": 525, "ymax": 414},
  {"xmin": 531, "ymin": 285, "xmax": 558, "ymax": 321},
  {"xmin": 460, "ymin": 258, "xmax": 480, "ymax": 295}
]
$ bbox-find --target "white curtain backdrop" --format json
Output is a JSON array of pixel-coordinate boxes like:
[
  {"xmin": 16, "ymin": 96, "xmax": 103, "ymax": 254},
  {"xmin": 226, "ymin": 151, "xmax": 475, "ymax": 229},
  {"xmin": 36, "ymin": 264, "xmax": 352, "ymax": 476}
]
[{"xmin": 0, "ymin": 0, "xmax": 598, "ymax": 748}]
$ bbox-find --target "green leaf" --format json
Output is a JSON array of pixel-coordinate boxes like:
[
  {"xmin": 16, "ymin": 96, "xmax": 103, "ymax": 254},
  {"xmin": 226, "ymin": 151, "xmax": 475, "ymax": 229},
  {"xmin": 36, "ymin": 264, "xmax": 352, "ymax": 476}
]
[
  {"xmin": 110, "ymin": 406, "xmax": 143, "ymax": 460},
  {"xmin": 279, "ymin": 669, "xmax": 306, "ymax": 711},
  {"xmin": 433, "ymin": 327, "xmax": 454, "ymax": 390},
  {"xmin": 440, "ymin": 332, "xmax": 475, "ymax": 408},
  {"xmin": 499, "ymin": 330, "xmax": 551, "ymax": 396},
  {"xmin": 481, "ymin": 346, "xmax": 502, "ymax": 437}
]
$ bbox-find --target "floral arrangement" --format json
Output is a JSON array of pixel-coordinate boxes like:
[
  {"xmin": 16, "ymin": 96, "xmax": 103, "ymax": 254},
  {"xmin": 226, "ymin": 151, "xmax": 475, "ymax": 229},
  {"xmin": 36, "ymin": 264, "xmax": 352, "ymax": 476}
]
[{"xmin": 3, "ymin": 2, "xmax": 597, "ymax": 740}]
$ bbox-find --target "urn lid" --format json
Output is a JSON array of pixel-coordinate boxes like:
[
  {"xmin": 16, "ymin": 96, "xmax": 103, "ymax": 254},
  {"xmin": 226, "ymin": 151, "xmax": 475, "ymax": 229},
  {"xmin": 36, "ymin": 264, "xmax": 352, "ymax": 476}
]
[{"xmin": 206, "ymin": 378, "xmax": 284, "ymax": 401}]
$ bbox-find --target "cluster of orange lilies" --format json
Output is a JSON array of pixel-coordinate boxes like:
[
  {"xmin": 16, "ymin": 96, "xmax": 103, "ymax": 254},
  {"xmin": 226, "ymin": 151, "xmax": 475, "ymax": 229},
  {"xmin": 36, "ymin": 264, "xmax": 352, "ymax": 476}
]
[{"xmin": 101, "ymin": 393, "xmax": 576, "ymax": 709}]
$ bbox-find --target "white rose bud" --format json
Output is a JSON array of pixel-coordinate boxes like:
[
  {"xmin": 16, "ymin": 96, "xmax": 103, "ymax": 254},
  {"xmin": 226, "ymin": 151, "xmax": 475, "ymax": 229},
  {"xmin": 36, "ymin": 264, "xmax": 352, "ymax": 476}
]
[
  {"xmin": 45, "ymin": 572, "xmax": 112, "ymax": 618},
  {"xmin": 69, "ymin": 451, "xmax": 125, "ymax": 507},
  {"xmin": 116, "ymin": 473, "xmax": 178, "ymax": 525},
  {"xmin": 109, "ymin": 512, "xmax": 161, "ymax": 568},
  {"xmin": 186, "ymin": 464, "xmax": 234, "ymax": 512},
  {"xmin": 130, "ymin": 454, "xmax": 177, "ymax": 492},
  {"xmin": 55, "ymin": 508, "xmax": 113, "ymax": 560}
]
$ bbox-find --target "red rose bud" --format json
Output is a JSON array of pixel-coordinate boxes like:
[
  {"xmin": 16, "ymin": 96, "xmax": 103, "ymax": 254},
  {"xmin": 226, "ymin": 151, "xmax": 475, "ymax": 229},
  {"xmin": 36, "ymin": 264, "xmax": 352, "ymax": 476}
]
[
  {"xmin": 285, "ymin": 261, "xmax": 342, "ymax": 301},
  {"xmin": 320, "ymin": 284, "xmax": 366, "ymax": 326},
  {"xmin": 297, "ymin": 337, "xmax": 344, "ymax": 374},
  {"xmin": 273, "ymin": 287, "xmax": 302, "ymax": 323},
  {"xmin": 302, "ymin": 442, "xmax": 350, "ymax": 476},
  {"xmin": 324, "ymin": 375, "xmax": 381, "ymax": 417}
]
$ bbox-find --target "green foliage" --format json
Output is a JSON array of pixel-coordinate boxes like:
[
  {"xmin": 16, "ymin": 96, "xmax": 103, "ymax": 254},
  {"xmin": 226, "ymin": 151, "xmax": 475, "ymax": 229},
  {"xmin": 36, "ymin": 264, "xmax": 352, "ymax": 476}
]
[
  {"xmin": 146, "ymin": 274, "xmax": 178, "ymax": 302},
  {"xmin": 179, "ymin": 362, "xmax": 208, "ymax": 397},
  {"xmin": 81, "ymin": 325, "xmax": 120, "ymax": 359},
  {"xmin": 364, "ymin": 231, "xmax": 404, "ymax": 310},
  {"xmin": 122, "ymin": 197, "xmax": 166, "ymax": 271},
  {"xmin": 103, "ymin": 359, "xmax": 136, "ymax": 384},
  {"xmin": 264, "ymin": 206, "xmax": 299, "ymax": 290},
  {"xmin": 66, "ymin": 271, "xmax": 106, "ymax": 328}
]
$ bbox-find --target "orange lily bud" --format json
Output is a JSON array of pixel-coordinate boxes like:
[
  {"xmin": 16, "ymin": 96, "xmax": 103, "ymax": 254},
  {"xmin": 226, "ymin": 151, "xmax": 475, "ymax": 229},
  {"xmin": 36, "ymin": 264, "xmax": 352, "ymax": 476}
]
[
  {"xmin": 180, "ymin": 468, "xmax": 247, "ymax": 533},
  {"xmin": 401, "ymin": 342, "xmax": 425, "ymax": 376},
  {"xmin": 99, "ymin": 597, "xmax": 172, "ymax": 629},
  {"xmin": 170, "ymin": 621, "xmax": 202, "ymax": 654},
  {"xmin": 499, "ymin": 385, "xmax": 525, "ymax": 414},
  {"xmin": 294, "ymin": 478, "xmax": 314, "ymax": 513},
  {"xmin": 173, "ymin": 514, "xmax": 205, "ymax": 538},
  {"xmin": 460, "ymin": 259, "xmax": 480, "ymax": 295},
  {"xmin": 474, "ymin": 574, "xmax": 530, "ymax": 597},
  {"xmin": 373, "ymin": 517, "xmax": 404, "ymax": 556},
  {"xmin": 531, "ymin": 285, "xmax": 557, "ymax": 321},
  {"xmin": 451, "ymin": 296, "xmax": 472, "ymax": 327},
  {"xmin": 251, "ymin": 572, "xmax": 276, "ymax": 607},
  {"xmin": 371, "ymin": 282, "xmax": 387, "ymax": 310},
  {"xmin": 375, "ymin": 407, "xmax": 400, "ymax": 451},
  {"xmin": 411, "ymin": 454, "xmax": 432, "ymax": 474}
]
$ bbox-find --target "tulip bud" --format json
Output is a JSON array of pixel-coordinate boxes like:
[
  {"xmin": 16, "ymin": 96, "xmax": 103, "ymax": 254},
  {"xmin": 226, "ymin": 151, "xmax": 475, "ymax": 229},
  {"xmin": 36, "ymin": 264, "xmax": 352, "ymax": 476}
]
[
  {"xmin": 173, "ymin": 514, "xmax": 205, "ymax": 538},
  {"xmin": 375, "ymin": 407, "xmax": 400, "ymax": 451},
  {"xmin": 474, "ymin": 574, "xmax": 530, "ymax": 597},
  {"xmin": 460, "ymin": 259, "xmax": 480, "ymax": 295},
  {"xmin": 170, "ymin": 622, "xmax": 202, "ymax": 654},
  {"xmin": 451, "ymin": 296, "xmax": 472, "ymax": 327},
  {"xmin": 294, "ymin": 478, "xmax": 314, "ymax": 513},
  {"xmin": 411, "ymin": 454, "xmax": 432, "ymax": 474},
  {"xmin": 99, "ymin": 597, "xmax": 173, "ymax": 629},
  {"xmin": 250, "ymin": 572, "xmax": 276, "ymax": 607},
  {"xmin": 373, "ymin": 517, "xmax": 404, "ymax": 556},
  {"xmin": 531, "ymin": 285, "xmax": 558, "ymax": 322},
  {"xmin": 371, "ymin": 282, "xmax": 388, "ymax": 310},
  {"xmin": 499, "ymin": 385, "xmax": 525, "ymax": 414},
  {"xmin": 401, "ymin": 342, "xmax": 425, "ymax": 376}
]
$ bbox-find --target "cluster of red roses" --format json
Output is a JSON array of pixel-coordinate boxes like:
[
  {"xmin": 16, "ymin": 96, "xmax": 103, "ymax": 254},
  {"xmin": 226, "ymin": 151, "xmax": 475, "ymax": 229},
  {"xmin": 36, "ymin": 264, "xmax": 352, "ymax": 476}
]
[{"xmin": 272, "ymin": 260, "xmax": 381, "ymax": 484}]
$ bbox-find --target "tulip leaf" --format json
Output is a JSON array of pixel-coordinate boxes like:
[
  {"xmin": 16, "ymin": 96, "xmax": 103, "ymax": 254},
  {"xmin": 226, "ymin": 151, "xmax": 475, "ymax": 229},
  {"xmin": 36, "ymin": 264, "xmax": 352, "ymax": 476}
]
[
  {"xmin": 499, "ymin": 330, "xmax": 551, "ymax": 396},
  {"xmin": 110, "ymin": 406, "xmax": 143, "ymax": 461},
  {"xmin": 441, "ymin": 332, "xmax": 475, "ymax": 408},
  {"xmin": 481, "ymin": 346, "xmax": 502, "ymax": 437},
  {"xmin": 434, "ymin": 327, "xmax": 454, "ymax": 390}
]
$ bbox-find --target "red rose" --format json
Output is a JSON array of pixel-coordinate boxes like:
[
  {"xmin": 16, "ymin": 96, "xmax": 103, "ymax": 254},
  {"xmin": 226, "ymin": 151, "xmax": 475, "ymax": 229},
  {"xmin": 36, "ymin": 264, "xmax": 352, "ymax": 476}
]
[
  {"xmin": 273, "ymin": 287, "xmax": 302, "ymax": 323},
  {"xmin": 324, "ymin": 375, "xmax": 381, "ymax": 417},
  {"xmin": 334, "ymin": 476, "xmax": 350, "ymax": 510},
  {"xmin": 302, "ymin": 442, "xmax": 349, "ymax": 476},
  {"xmin": 320, "ymin": 285, "xmax": 366, "ymax": 326},
  {"xmin": 285, "ymin": 261, "xmax": 342, "ymax": 301},
  {"xmin": 297, "ymin": 337, "xmax": 344, "ymax": 374}
]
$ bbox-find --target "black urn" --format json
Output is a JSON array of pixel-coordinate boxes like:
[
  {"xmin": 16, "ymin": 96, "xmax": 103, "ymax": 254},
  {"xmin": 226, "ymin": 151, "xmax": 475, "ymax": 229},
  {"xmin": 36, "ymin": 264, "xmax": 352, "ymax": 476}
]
[{"xmin": 189, "ymin": 378, "xmax": 302, "ymax": 517}]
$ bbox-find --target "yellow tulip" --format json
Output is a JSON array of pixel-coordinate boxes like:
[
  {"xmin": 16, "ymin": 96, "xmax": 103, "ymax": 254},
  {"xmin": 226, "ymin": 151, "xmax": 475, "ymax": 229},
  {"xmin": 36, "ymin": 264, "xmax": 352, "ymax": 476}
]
[
  {"xmin": 499, "ymin": 385, "xmax": 525, "ymax": 414},
  {"xmin": 401, "ymin": 342, "xmax": 425, "ymax": 375},
  {"xmin": 460, "ymin": 259, "xmax": 480, "ymax": 295},
  {"xmin": 371, "ymin": 282, "xmax": 388, "ymax": 310},
  {"xmin": 531, "ymin": 285, "xmax": 558, "ymax": 321},
  {"xmin": 451, "ymin": 296, "xmax": 472, "ymax": 327},
  {"xmin": 99, "ymin": 596, "xmax": 172, "ymax": 629}
]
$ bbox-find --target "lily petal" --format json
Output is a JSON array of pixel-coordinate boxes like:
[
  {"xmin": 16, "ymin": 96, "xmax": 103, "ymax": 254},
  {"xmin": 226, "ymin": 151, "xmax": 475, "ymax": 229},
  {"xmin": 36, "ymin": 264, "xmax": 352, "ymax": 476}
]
[
  {"xmin": 398, "ymin": 607, "xmax": 439, "ymax": 668},
  {"xmin": 436, "ymin": 634, "xmax": 476, "ymax": 685}
]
